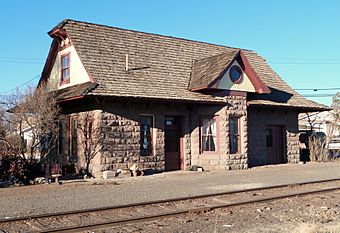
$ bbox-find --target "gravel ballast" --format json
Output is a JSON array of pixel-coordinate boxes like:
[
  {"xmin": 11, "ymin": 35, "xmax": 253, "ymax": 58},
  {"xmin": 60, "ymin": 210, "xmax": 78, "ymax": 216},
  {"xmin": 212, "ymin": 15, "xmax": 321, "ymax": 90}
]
[{"xmin": 0, "ymin": 162, "xmax": 339, "ymax": 219}]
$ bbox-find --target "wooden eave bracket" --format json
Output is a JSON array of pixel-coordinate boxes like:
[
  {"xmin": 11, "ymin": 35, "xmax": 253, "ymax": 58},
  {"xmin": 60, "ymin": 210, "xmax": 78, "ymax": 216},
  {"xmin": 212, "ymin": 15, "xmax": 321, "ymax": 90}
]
[
  {"xmin": 48, "ymin": 28, "xmax": 73, "ymax": 48},
  {"xmin": 48, "ymin": 28, "xmax": 69, "ymax": 40}
]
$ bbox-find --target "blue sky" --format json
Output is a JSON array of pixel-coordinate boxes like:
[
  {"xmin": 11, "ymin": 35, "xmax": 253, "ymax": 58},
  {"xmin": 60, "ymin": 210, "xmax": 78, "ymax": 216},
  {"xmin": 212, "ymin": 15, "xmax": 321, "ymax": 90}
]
[{"xmin": 0, "ymin": 0, "xmax": 339, "ymax": 106}]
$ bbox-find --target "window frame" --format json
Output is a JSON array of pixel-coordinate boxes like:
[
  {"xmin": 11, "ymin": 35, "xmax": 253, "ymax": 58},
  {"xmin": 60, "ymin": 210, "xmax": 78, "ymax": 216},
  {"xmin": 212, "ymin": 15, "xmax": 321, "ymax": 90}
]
[
  {"xmin": 69, "ymin": 115, "xmax": 78, "ymax": 158},
  {"xmin": 229, "ymin": 115, "xmax": 241, "ymax": 154},
  {"xmin": 140, "ymin": 114, "xmax": 154, "ymax": 156},
  {"xmin": 266, "ymin": 128, "xmax": 274, "ymax": 147},
  {"xmin": 229, "ymin": 65, "xmax": 243, "ymax": 84},
  {"xmin": 60, "ymin": 52, "xmax": 71, "ymax": 85},
  {"xmin": 58, "ymin": 120, "xmax": 65, "ymax": 156},
  {"xmin": 199, "ymin": 115, "xmax": 220, "ymax": 155}
]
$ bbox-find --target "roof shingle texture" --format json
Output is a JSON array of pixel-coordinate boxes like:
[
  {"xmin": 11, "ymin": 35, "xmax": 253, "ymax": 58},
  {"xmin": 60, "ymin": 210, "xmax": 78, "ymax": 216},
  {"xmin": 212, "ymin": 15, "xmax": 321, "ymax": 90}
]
[
  {"xmin": 189, "ymin": 50, "xmax": 239, "ymax": 90},
  {"xmin": 54, "ymin": 82, "xmax": 98, "ymax": 101},
  {"xmin": 57, "ymin": 19, "xmax": 328, "ymax": 110}
]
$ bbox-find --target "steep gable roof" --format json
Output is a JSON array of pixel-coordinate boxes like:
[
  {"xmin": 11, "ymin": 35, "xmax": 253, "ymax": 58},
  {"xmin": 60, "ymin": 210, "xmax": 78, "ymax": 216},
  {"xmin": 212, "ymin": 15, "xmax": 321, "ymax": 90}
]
[
  {"xmin": 189, "ymin": 50, "xmax": 239, "ymax": 90},
  {"xmin": 189, "ymin": 50, "xmax": 270, "ymax": 94},
  {"xmin": 44, "ymin": 19, "xmax": 329, "ymax": 111}
]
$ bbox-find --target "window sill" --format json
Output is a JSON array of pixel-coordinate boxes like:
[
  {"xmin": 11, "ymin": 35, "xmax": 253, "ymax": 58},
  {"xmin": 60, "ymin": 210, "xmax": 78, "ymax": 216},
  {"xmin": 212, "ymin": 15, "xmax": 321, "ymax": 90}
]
[
  {"xmin": 200, "ymin": 151, "xmax": 220, "ymax": 157},
  {"xmin": 229, "ymin": 152, "xmax": 244, "ymax": 157},
  {"xmin": 60, "ymin": 79, "xmax": 70, "ymax": 86}
]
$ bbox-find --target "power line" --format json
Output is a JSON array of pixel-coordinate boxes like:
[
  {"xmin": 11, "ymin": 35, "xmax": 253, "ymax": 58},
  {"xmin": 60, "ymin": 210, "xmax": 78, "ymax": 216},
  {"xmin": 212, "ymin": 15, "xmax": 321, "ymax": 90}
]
[
  {"xmin": 0, "ymin": 56, "xmax": 44, "ymax": 64},
  {"xmin": 0, "ymin": 60, "xmax": 43, "ymax": 64},
  {"xmin": 268, "ymin": 61, "xmax": 340, "ymax": 65},
  {"xmin": 302, "ymin": 94, "xmax": 335, "ymax": 97},
  {"xmin": 295, "ymin": 88, "xmax": 340, "ymax": 91},
  {"xmin": 267, "ymin": 57, "xmax": 340, "ymax": 61},
  {"xmin": 0, "ymin": 56, "xmax": 44, "ymax": 61},
  {"xmin": 0, "ymin": 74, "xmax": 41, "ymax": 95}
]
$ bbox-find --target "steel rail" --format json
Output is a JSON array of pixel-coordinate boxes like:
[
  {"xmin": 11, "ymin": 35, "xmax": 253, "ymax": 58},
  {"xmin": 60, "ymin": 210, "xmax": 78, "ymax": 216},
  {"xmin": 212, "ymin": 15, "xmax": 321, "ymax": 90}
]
[
  {"xmin": 1, "ymin": 177, "xmax": 340, "ymax": 224},
  {"xmin": 38, "ymin": 185, "xmax": 340, "ymax": 233}
]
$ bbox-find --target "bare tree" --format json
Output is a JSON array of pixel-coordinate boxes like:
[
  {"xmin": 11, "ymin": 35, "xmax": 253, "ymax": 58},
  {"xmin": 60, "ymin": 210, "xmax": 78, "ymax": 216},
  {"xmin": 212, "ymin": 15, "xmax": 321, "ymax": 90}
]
[
  {"xmin": 0, "ymin": 84, "xmax": 60, "ymax": 162},
  {"xmin": 76, "ymin": 111, "xmax": 103, "ymax": 176},
  {"xmin": 308, "ymin": 93, "xmax": 340, "ymax": 161},
  {"xmin": 0, "ymin": 105, "xmax": 11, "ymax": 157},
  {"xmin": 328, "ymin": 93, "xmax": 339, "ymax": 140},
  {"xmin": 327, "ymin": 93, "xmax": 340, "ymax": 158}
]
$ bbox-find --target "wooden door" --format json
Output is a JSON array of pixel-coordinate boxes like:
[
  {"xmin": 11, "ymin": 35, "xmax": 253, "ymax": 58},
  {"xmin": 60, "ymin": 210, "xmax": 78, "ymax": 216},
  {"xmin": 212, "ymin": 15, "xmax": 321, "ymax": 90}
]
[
  {"xmin": 165, "ymin": 116, "xmax": 182, "ymax": 171},
  {"xmin": 266, "ymin": 126, "xmax": 284, "ymax": 164}
]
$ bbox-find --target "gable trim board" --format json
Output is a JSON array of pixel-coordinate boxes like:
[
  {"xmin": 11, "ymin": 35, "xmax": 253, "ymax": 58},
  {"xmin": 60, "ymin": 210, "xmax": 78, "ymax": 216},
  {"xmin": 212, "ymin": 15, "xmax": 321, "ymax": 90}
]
[
  {"xmin": 38, "ymin": 19, "xmax": 331, "ymax": 177},
  {"xmin": 190, "ymin": 50, "xmax": 270, "ymax": 94}
]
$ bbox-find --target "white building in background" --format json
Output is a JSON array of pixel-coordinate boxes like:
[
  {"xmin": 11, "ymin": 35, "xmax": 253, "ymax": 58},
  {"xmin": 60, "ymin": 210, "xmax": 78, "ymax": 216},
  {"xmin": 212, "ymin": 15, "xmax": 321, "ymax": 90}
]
[
  {"xmin": 299, "ymin": 111, "xmax": 337, "ymax": 133},
  {"xmin": 299, "ymin": 110, "xmax": 340, "ymax": 152}
]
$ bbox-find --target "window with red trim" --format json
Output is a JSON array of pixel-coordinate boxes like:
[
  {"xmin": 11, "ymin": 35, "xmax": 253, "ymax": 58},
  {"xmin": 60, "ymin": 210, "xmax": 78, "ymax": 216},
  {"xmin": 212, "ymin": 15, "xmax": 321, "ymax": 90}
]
[
  {"xmin": 61, "ymin": 53, "xmax": 70, "ymax": 84},
  {"xmin": 200, "ymin": 116, "xmax": 218, "ymax": 152}
]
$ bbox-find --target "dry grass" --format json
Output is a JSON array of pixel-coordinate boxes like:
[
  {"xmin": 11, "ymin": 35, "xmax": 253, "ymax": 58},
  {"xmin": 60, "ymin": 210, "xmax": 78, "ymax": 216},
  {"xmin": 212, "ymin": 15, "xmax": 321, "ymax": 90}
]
[{"xmin": 309, "ymin": 136, "xmax": 331, "ymax": 162}]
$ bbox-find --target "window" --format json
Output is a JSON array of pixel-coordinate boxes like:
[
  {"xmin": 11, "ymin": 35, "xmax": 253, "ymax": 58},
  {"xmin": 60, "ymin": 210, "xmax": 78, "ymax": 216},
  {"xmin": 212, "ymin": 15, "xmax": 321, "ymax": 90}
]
[
  {"xmin": 229, "ymin": 65, "xmax": 243, "ymax": 83},
  {"xmin": 201, "ymin": 117, "xmax": 218, "ymax": 152},
  {"xmin": 58, "ymin": 118, "xmax": 75, "ymax": 156},
  {"xmin": 23, "ymin": 138, "xmax": 28, "ymax": 151},
  {"xmin": 140, "ymin": 115, "xmax": 153, "ymax": 156},
  {"xmin": 229, "ymin": 116, "xmax": 240, "ymax": 154},
  {"xmin": 61, "ymin": 53, "xmax": 70, "ymax": 84},
  {"xmin": 266, "ymin": 128, "xmax": 273, "ymax": 147},
  {"xmin": 70, "ymin": 116, "xmax": 78, "ymax": 157},
  {"xmin": 58, "ymin": 121, "xmax": 65, "ymax": 155},
  {"xmin": 40, "ymin": 134, "xmax": 50, "ymax": 152}
]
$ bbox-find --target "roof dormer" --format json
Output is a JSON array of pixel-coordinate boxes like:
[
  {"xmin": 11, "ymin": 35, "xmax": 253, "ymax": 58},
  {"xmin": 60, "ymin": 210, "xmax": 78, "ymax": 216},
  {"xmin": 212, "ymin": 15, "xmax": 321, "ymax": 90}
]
[{"xmin": 189, "ymin": 50, "xmax": 270, "ymax": 94}]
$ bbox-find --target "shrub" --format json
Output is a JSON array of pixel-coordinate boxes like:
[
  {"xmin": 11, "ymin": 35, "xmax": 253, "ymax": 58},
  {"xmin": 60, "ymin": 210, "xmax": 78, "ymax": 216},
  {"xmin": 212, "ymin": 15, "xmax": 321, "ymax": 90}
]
[
  {"xmin": 308, "ymin": 133, "xmax": 330, "ymax": 161},
  {"xmin": 0, "ymin": 156, "xmax": 43, "ymax": 184}
]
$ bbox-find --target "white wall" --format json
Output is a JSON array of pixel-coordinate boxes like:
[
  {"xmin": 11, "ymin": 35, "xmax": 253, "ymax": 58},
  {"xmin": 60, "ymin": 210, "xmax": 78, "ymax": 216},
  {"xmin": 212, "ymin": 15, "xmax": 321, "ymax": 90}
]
[
  {"xmin": 47, "ymin": 45, "xmax": 93, "ymax": 91},
  {"xmin": 217, "ymin": 60, "xmax": 256, "ymax": 92}
]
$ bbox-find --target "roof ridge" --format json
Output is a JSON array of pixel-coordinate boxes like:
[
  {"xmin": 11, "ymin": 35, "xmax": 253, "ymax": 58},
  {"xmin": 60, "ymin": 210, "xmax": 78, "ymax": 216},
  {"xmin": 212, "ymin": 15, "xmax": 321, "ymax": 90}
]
[
  {"xmin": 56, "ymin": 18, "xmax": 254, "ymax": 52},
  {"xmin": 193, "ymin": 49, "xmax": 240, "ymax": 63}
]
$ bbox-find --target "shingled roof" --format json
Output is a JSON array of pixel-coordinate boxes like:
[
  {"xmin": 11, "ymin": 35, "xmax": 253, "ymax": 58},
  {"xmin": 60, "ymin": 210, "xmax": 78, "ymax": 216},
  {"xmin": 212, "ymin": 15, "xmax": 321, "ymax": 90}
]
[
  {"xmin": 54, "ymin": 82, "xmax": 98, "ymax": 101},
  {"xmin": 48, "ymin": 19, "xmax": 328, "ymax": 111},
  {"xmin": 189, "ymin": 50, "xmax": 239, "ymax": 90}
]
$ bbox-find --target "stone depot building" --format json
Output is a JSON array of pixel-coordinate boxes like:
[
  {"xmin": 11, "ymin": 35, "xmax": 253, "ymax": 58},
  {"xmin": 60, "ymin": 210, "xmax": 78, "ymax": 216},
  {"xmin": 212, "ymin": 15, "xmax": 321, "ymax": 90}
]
[{"xmin": 39, "ymin": 19, "xmax": 328, "ymax": 177}]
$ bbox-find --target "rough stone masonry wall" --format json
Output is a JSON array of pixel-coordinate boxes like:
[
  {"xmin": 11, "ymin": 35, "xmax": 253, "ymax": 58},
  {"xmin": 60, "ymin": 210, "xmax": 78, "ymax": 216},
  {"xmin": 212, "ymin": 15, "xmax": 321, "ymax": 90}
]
[
  {"xmin": 225, "ymin": 96, "xmax": 248, "ymax": 170},
  {"xmin": 190, "ymin": 95, "xmax": 247, "ymax": 171},
  {"xmin": 247, "ymin": 108, "xmax": 300, "ymax": 167},
  {"xmin": 96, "ymin": 101, "xmax": 191, "ymax": 176}
]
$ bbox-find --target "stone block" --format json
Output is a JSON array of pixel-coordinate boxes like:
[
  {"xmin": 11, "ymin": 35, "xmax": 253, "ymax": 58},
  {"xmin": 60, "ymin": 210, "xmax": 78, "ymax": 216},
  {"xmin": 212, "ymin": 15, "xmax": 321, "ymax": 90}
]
[
  {"xmin": 230, "ymin": 164, "xmax": 241, "ymax": 170},
  {"xmin": 103, "ymin": 171, "xmax": 116, "ymax": 180},
  {"xmin": 209, "ymin": 160, "xmax": 220, "ymax": 165}
]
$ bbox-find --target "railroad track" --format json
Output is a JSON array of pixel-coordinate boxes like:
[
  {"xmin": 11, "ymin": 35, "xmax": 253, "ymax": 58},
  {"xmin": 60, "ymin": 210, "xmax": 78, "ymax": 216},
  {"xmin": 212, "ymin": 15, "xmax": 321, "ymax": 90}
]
[{"xmin": 1, "ymin": 178, "xmax": 340, "ymax": 233}]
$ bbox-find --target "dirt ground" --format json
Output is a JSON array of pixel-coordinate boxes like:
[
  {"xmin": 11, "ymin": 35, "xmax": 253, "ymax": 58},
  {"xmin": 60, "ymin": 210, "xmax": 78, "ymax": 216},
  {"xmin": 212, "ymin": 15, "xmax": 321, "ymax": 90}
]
[{"xmin": 102, "ymin": 190, "xmax": 340, "ymax": 233}]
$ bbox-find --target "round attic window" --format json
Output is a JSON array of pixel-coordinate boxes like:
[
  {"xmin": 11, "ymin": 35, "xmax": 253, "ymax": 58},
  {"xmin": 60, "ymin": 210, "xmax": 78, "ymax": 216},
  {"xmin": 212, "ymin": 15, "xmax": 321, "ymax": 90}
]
[{"xmin": 229, "ymin": 65, "xmax": 243, "ymax": 83}]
